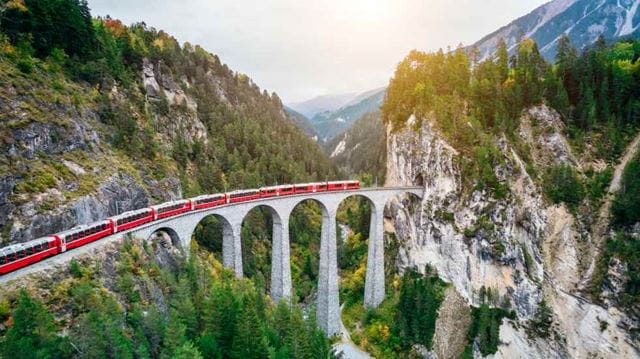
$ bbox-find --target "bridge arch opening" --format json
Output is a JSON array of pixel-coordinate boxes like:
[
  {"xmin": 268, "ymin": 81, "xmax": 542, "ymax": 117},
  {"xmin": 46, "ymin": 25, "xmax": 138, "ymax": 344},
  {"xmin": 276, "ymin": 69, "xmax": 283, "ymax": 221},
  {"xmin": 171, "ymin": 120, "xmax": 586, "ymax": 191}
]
[
  {"xmin": 288, "ymin": 198, "xmax": 327, "ymax": 304},
  {"xmin": 336, "ymin": 194, "xmax": 376, "ymax": 306},
  {"xmin": 148, "ymin": 227, "xmax": 182, "ymax": 250},
  {"xmin": 192, "ymin": 214, "xmax": 232, "ymax": 262},
  {"xmin": 241, "ymin": 204, "xmax": 280, "ymax": 294}
]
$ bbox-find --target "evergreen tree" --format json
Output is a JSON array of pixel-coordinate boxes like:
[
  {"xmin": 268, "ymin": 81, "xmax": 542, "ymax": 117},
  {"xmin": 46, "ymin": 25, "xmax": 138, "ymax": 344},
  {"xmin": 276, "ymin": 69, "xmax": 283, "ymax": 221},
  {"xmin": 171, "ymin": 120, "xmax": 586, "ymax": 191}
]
[
  {"xmin": 231, "ymin": 294, "xmax": 269, "ymax": 359},
  {"xmin": 497, "ymin": 38, "xmax": 509, "ymax": 83},
  {"xmin": 0, "ymin": 291, "xmax": 66, "ymax": 359},
  {"xmin": 161, "ymin": 310, "xmax": 189, "ymax": 359}
]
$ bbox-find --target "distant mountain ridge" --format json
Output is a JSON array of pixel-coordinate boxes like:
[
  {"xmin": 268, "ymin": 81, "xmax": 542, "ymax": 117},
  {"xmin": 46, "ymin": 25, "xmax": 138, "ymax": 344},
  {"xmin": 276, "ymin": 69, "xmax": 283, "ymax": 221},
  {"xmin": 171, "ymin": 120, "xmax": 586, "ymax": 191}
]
[
  {"xmin": 310, "ymin": 88, "xmax": 386, "ymax": 142},
  {"xmin": 284, "ymin": 106, "xmax": 319, "ymax": 138},
  {"xmin": 288, "ymin": 93, "xmax": 356, "ymax": 118},
  {"xmin": 470, "ymin": 0, "xmax": 640, "ymax": 60}
]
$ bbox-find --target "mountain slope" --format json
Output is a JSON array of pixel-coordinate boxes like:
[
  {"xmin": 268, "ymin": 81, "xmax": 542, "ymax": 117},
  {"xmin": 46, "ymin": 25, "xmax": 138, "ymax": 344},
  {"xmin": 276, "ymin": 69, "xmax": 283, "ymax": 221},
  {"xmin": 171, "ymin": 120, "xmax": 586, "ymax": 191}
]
[
  {"xmin": 0, "ymin": 11, "xmax": 336, "ymax": 246},
  {"xmin": 325, "ymin": 111, "xmax": 386, "ymax": 182},
  {"xmin": 311, "ymin": 88, "xmax": 385, "ymax": 142},
  {"xmin": 374, "ymin": 35, "xmax": 640, "ymax": 358},
  {"xmin": 284, "ymin": 106, "xmax": 318, "ymax": 138},
  {"xmin": 287, "ymin": 92, "xmax": 356, "ymax": 118},
  {"xmin": 471, "ymin": 0, "xmax": 640, "ymax": 60}
]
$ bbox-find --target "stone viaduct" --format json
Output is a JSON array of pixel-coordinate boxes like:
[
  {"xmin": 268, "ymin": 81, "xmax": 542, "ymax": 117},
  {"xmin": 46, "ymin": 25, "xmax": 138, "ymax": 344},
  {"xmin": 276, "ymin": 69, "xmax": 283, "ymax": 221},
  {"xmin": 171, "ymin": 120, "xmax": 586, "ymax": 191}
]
[{"xmin": 5, "ymin": 187, "xmax": 423, "ymax": 336}]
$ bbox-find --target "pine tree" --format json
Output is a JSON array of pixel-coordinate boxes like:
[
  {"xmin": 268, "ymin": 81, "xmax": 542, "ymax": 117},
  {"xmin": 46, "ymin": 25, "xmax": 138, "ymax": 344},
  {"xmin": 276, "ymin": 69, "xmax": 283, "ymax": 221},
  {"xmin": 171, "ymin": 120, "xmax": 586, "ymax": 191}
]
[
  {"xmin": 161, "ymin": 309, "xmax": 188, "ymax": 359},
  {"xmin": 173, "ymin": 341, "xmax": 204, "ymax": 359},
  {"xmin": 1, "ymin": 291, "xmax": 64, "ymax": 359},
  {"xmin": 231, "ymin": 294, "xmax": 269, "ymax": 359},
  {"xmin": 497, "ymin": 38, "xmax": 509, "ymax": 83}
]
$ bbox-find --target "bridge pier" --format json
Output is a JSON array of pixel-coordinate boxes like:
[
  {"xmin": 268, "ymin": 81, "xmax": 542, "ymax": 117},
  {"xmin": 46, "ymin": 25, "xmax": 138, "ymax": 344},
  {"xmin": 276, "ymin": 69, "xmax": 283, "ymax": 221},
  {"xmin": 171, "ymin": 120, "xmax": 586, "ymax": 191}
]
[
  {"xmin": 317, "ymin": 203, "xmax": 341, "ymax": 336},
  {"xmin": 101, "ymin": 187, "xmax": 423, "ymax": 338},
  {"xmin": 270, "ymin": 210, "xmax": 292, "ymax": 302},
  {"xmin": 223, "ymin": 221, "xmax": 243, "ymax": 278},
  {"xmin": 364, "ymin": 204, "xmax": 385, "ymax": 308}
]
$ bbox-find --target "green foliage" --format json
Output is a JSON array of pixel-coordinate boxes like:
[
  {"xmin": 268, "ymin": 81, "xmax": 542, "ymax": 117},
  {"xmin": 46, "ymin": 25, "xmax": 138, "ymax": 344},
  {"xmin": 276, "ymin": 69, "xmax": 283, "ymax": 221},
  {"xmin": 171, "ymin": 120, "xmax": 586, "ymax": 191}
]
[
  {"xmin": 394, "ymin": 266, "xmax": 447, "ymax": 351},
  {"xmin": 585, "ymin": 166, "xmax": 613, "ymax": 202},
  {"xmin": 0, "ymin": 242, "xmax": 333, "ymax": 359},
  {"xmin": 543, "ymin": 163, "xmax": 584, "ymax": 209},
  {"xmin": 605, "ymin": 232, "xmax": 640, "ymax": 308},
  {"xmin": 16, "ymin": 57, "xmax": 32, "ymax": 73},
  {"xmin": 612, "ymin": 154, "xmax": 640, "ymax": 228},
  {"xmin": 465, "ymin": 304, "xmax": 514, "ymax": 356},
  {"xmin": 0, "ymin": 291, "xmax": 69, "ymax": 358},
  {"xmin": 383, "ymin": 36, "xmax": 640, "ymax": 204},
  {"xmin": 1, "ymin": 0, "xmax": 95, "ymax": 59},
  {"xmin": 527, "ymin": 299, "xmax": 553, "ymax": 338},
  {"xmin": 340, "ymin": 267, "xmax": 448, "ymax": 358},
  {"xmin": 14, "ymin": 168, "xmax": 57, "ymax": 193}
]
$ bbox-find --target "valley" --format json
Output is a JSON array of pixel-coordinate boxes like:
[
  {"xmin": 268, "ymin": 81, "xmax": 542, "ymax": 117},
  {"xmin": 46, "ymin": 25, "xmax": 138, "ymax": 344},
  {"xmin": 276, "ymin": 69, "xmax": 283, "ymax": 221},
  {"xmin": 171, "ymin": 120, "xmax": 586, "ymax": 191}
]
[{"xmin": 1, "ymin": 0, "xmax": 640, "ymax": 358}]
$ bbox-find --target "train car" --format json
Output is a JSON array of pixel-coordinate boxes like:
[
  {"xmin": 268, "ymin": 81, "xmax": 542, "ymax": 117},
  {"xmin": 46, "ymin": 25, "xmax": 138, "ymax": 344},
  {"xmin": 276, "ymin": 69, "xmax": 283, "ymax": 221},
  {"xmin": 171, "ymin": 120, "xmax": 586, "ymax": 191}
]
[
  {"xmin": 0, "ymin": 236, "xmax": 59, "ymax": 275},
  {"xmin": 55, "ymin": 220, "xmax": 114, "ymax": 252},
  {"xmin": 294, "ymin": 183, "xmax": 314, "ymax": 194},
  {"xmin": 191, "ymin": 194, "xmax": 226, "ymax": 210},
  {"xmin": 346, "ymin": 180, "xmax": 360, "ymax": 190},
  {"xmin": 327, "ymin": 180, "xmax": 348, "ymax": 191},
  {"xmin": 315, "ymin": 182, "xmax": 328, "ymax": 192},
  {"xmin": 227, "ymin": 189, "xmax": 260, "ymax": 203},
  {"xmin": 152, "ymin": 199, "xmax": 192, "ymax": 220},
  {"xmin": 278, "ymin": 184, "xmax": 294, "ymax": 196},
  {"xmin": 110, "ymin": 208, "xmax": 155, "ymax": 233},
  {"xmin": 260, "ymin": 186, "xmax": 279, "ymax": 198}
]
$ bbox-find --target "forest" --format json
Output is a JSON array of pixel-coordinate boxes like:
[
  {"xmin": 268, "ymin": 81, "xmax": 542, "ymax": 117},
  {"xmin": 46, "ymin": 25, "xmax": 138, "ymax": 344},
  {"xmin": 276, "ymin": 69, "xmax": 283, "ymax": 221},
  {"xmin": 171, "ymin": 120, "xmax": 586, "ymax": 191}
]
[{"xmin": 1, "ymin": 0, "xmax": 640, "ymax": 358}]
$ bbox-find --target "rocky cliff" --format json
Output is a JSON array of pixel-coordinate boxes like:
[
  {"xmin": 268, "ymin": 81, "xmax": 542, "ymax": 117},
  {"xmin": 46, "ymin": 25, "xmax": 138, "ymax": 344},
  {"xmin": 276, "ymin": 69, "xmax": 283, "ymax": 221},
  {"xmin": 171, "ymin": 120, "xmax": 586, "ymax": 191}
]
[
  {"xmin": 385, "ymin": 106, "xmax": 639, "ymax": 358},
  {"xmin": 0, "ymin": 20, "xmax": 336, "ymax": 247}
]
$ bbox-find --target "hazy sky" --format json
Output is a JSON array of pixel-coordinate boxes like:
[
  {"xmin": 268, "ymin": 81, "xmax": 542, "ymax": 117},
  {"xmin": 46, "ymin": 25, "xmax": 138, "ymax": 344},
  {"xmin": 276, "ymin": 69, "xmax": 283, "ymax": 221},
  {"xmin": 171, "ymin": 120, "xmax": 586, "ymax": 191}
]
[{"xmin": 88, "ymin": 0, "xmax": 549, "ymax": 103}]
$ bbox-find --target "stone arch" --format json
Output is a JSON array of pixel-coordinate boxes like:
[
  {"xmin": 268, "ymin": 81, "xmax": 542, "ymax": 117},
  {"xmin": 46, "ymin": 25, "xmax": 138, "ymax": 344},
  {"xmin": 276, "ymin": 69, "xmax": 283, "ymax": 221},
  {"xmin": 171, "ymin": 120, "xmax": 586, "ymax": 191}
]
[
  {"xmin": 288, "ymin": 198, "xmax": 329, "ymax": 303},
  {"xmin": 335, "ymin": 194, "xmax": 379, "ymax": 307},
  {"xmin": 336, "ymin": 193, "xmax": 379, "ymax": 238},
  {"xmin": 240, "ymin": 204, "xmax": 283, "ymax": 293},
  {"xmin": 148, "ymin": 226, "xmax": 182, "ymax": 249},
  {"xmin": 192, "ymin": 213, "xmax": 233, "ymax": 260}
]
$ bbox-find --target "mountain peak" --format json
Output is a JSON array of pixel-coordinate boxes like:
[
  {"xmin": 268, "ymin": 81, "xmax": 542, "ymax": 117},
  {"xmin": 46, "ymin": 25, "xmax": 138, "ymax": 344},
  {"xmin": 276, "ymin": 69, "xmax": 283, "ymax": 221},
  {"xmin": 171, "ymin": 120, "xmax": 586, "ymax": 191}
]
[{"xmin": 471, "ymin": 0, "xmax": 640, "ymax": 60}]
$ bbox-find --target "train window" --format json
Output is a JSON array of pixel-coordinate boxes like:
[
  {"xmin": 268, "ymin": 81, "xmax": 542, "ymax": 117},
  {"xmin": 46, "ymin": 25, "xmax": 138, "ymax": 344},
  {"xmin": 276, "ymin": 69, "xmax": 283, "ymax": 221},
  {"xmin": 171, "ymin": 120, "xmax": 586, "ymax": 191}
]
[
  {"xmin": 0, "ymin": 255, "xmax": 5, "ymax": 264},
  {"xmin": 17, "ymin": 250, "xmax": 25, "ymax": 259},
  {"xmin": 25, "ymin": 246, "xmax": 33, "ymax": 255}
]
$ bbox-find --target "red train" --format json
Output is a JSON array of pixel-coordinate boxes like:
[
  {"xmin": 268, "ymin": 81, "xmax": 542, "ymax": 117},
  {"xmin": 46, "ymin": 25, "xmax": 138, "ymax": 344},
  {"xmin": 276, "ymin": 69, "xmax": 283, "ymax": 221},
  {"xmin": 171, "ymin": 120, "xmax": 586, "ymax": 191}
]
[{"xmin": 0, "ymin": 180, "xmax": 360, "ymax": 275}]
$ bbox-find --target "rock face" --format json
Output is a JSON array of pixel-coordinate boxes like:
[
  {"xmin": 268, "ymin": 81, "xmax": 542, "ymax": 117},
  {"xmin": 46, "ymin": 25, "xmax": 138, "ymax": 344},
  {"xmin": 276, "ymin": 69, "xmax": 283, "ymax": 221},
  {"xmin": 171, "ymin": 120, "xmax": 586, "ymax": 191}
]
[
  {"xmin": 432, "ymin": 286, "xmax": 471, "ymax": 359},
  {"xmin": 9, "ymin": 173, "xmax": 180, "ymax": 243},
  {"xmin": 385, "ymin": 106, "xmax": 639, "ymax": 358}
]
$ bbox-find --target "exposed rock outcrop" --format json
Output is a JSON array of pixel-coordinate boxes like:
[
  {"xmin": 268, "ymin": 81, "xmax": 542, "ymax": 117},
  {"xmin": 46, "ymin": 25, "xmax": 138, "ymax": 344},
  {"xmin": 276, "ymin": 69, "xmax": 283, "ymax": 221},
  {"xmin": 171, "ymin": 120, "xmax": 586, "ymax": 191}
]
[{"xmin": 385, "ymin": 105, "xmax": 639, "ymax": 358}]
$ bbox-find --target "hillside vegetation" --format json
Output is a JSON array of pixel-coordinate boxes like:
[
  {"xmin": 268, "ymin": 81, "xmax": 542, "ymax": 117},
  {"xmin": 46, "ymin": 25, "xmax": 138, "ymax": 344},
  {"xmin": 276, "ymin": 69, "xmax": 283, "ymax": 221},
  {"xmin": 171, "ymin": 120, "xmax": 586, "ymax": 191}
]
[
  {"xmin": 0, "ymin": 0, "xmax": 340, "ymax": 357},
  {"xmin": 376, "ymin": 35, "xmax": 640, "ymax": 356}
]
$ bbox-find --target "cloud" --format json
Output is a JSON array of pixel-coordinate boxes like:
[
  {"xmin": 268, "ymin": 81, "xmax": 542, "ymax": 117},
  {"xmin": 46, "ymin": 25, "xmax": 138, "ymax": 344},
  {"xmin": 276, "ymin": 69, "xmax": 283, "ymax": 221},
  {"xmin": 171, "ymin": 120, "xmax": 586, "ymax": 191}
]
[{"xmin": 88, "ymin": 0, "xmax": 548, "ymax": 103}]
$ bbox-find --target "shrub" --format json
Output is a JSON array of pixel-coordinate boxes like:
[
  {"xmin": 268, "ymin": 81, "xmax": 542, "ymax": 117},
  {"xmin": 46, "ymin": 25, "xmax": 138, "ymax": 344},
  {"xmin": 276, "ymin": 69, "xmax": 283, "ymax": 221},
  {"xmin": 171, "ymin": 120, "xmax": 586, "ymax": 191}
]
[
  {"xmin": 544, "ymin": 164, "xmax": 584, "ymax": 209},
  {"xmin": 527, "ymin": 299, "xmax": 553, "ymax": 338},
  {"xmin": 16, "ymin": 58, "xmax": 33, "ymax": 74},
  {"xmin": 586, "ymin": 166, "xmax": 613, "ymax": 202},
  {"xmin": 611, "ymin": 156, "xmax": 640, "ymax": 228},
  {"xmin": 466, "ymin": 304, "xmax": 515, "ymax": 356}
]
